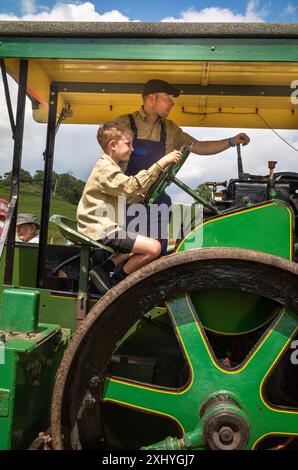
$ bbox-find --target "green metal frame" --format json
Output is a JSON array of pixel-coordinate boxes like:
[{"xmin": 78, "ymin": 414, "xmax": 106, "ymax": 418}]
[
  {"xmin": 1, "ymin": 37, "xmax": 298, "ymax": 61},
  {"xmin": 0, "ymin": 319, "xmax": 70, "ymax": 449},
  {"xmin": 177, "ymin": 200, "xmax": 293, "ymax": 260}
]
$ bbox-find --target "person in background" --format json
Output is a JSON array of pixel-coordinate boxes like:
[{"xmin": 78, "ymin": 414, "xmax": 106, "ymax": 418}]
[
  {"xmin": 16, "ymin": 213, "xmax": 40, "ymax": 243},
  {"xmin": 0, "ymin": 199, "xmax": 9, "ymax": 240}
]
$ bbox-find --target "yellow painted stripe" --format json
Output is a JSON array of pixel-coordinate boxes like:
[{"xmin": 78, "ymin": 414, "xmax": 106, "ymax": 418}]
[{"xmin": 50, "ymin": 294, "xmax": 76, "ymax": 300}]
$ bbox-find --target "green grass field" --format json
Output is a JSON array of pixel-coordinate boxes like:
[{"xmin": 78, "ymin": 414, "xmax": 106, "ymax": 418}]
[{"xmin": 0, "ymin": 181, "xmax": 77, "ymax": 243}]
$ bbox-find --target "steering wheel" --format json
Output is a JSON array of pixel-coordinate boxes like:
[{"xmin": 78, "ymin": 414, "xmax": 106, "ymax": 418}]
[{"xmin": 144, "ymin": 144, "xmax": 192, "ymax": 204}]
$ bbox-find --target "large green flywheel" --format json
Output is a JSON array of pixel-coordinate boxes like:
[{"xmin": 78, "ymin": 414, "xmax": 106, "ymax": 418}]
[{"xmin": 51, "ymin": 248, "xmax": 298, "ymax": 450}]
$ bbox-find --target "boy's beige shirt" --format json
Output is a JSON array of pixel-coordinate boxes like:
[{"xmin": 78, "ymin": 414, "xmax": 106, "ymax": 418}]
[{"xmin": 77, "ymin": 153, "xmax": 162, "ymax": 240}]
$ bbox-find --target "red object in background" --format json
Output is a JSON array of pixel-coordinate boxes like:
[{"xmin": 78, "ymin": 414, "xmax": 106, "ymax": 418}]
[
  {"xmin": 0, "ymin": 199, "xmax": 9, "ymax": 218},
  {"xmin": 0, "ymin": 199, "xmax": 9, "ymax": 237}
]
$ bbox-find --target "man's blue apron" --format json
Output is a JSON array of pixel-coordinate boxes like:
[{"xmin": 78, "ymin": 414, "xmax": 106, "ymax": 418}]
[{"xmin": 125, "ymin": 114, "xmax": 171, "ymax": 254}]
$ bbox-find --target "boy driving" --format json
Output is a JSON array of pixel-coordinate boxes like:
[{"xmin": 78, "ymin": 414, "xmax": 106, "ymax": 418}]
[{"xmin": 77, "ymin": 120, "xmax": 182, "ymax": 293}]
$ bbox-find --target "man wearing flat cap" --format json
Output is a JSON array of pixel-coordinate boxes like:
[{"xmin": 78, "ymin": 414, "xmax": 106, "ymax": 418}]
[
  {"xmin": 116, "ymin": 79, "xmax": 250, "ymax": 252},
  {"xmin": 16, "ymin": 213, "xmax": 40, "ymax": 243}
]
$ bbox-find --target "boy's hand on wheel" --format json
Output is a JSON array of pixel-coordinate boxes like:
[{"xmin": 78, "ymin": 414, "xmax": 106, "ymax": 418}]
[{"xmin": 158, "ymin": 150, "xmax": 182, "ymax": 169}]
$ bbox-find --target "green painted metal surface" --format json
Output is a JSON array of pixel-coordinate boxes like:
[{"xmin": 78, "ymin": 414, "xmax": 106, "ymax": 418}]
[
  {"xmin": 177, "ymin": 201, "xmax": 292, "ymax": 259},
  {"xmin": 0, "ymin": 288, "xmax": 39, "ymax": 333},
  {"xmin": 142, "ymin": 399, "xmax": 248, "ymax": 450},
  {"xmin": 0, "ymin": 323, "xmax": 70, "ymax": 449},
  {"xmin": 0, "ymin": 245, "xmax": 38, "ymax": 290},
  {"xmin": 189, "ymin": 289, "xmax": 279, "ymax": 335},
  {"xmin": 38, "ymin": 290, "xmax": 78, "ymax": 332},
  {"xmin": 0, "ymin": 286, "xmax": 78, "ymax": 334},
  {"xmin": 1, "ymin": 37, "xmax": 298, "ymax": 61},
  {"xmin": 0, "ymin": 245, "xmax": 85, "ymax": 333},
  {"xmin": 103, "ymin": 294, "xmax": 298, "ymax": 449},
  {"xmin": 176, "ymin": 201, "xmax": 293, "ymax": 334},
  {"xmin": 0, "ymin": 249, "xmax": 76, "ymax": 446}
]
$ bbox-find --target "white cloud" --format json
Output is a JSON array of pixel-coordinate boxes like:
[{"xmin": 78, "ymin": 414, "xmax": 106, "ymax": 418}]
[
  {"xmin": 0, "ymin": 76, "xmax": 97, "ymax": 179},
  {"xmin": 21, "ymin": 0, "xmax": 36, "ymax": 15},
  {"xmin": 0, "ymin": 76, "xmax": 47, "ymax": 178},
  {"xmin": 283, "ymin": 4, "xmax": 297, "ymax": 16},
  {"xmin": 0, "ymin": 1, "xmax": 131, "ymax": 21},
  {"xmin": 162, "ymin": 0, "xmax": 268, "ymax": 22},
  {"xmin": 0, "ymin": 0, "xmax": 269, "ymax": 22}
]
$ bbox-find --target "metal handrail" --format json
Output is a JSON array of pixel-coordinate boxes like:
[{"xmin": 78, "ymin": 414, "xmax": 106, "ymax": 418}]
[{"xmin": 0, "ymin": 195, "xmax": 17, "ymax": 260}]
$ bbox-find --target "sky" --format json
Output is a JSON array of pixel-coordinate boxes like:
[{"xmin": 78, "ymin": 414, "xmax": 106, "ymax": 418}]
[
  {"xmin": 1, "ymin": 0, "xmax": 298, "ymax": 204},
  {"xmin": 0, "ymin": 0, "xmax": 297, "ymax": 22}
]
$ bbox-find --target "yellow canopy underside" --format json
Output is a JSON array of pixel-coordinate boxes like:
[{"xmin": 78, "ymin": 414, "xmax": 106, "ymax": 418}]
[{"xmin": 5, "ymin": 58, "xmax": 298, "ymax": 129}]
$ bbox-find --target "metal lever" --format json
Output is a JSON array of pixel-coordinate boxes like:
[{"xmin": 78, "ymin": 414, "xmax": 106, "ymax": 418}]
[{"xmin": 237, "ymin": 144, "xmax": 244, "ymax": 179}]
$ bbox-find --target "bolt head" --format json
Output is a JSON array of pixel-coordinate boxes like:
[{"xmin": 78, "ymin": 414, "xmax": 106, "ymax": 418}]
[{"xmin": 219, "ymin": 426, "xmax": 234, "ymax": 444}]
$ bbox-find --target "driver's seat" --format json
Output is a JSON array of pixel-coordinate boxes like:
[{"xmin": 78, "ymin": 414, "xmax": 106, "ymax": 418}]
[
  {"xmin": 50, "ymin": 215, "xmax": 114, "ymax": 253},
  {"xmin": 50, "ymin": 215, "xmax": 115, "ymax": 310}
]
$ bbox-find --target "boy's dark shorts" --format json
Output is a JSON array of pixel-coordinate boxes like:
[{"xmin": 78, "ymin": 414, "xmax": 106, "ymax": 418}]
[{"xmin": 101, "ymin": 229, "xmax": 137, "ymax": 253}]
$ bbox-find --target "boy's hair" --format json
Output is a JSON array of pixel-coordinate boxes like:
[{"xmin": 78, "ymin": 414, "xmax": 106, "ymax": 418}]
[{"xmin": 97, "ymin": 120, "xmax": 133, "ymax": 152}]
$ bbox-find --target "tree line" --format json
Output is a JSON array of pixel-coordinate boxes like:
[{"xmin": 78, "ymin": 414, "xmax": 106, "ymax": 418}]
[
  {"xmin": 1, "ymin": 169, "xmax": 212, "ymax": 204},
  {"xmin": 2, "ymin": 169, "xmax": 85, "ymax": 205}
]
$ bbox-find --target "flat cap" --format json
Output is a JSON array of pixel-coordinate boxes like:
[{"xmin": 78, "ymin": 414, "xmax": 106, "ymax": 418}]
[
  {"xmin": 142, "ymin": 79, "xmax": 181, "ymax": 97},
  {"xmin": 17, "ymin": 213, "xmax": 39, "ymax": 228}
]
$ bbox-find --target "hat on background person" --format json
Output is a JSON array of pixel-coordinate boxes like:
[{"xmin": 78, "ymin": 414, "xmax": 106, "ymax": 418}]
[
  {"xmin": 142, "ymin": 79, "xmax": 182, "ymax": 98},
  {"xmin": 16, "ymin": 213, "xmax": 40, "ymax": 229}
]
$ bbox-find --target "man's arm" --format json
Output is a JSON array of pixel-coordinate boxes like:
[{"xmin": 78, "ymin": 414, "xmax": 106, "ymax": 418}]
[{"xmin": 192, "ymin": 133, "xmax": 250, "ymax": 156}]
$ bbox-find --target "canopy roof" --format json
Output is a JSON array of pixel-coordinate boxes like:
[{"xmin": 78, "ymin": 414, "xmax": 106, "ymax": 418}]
[
  {"xmin": 1, "ymin": 22, "xmax": 298, "ymax": 129},
  {"xmin": 2, "ymin": 21, "xmax": 298, "ymax": 37}
]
